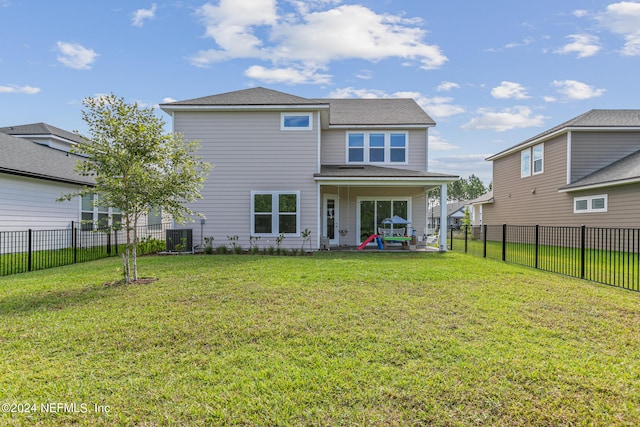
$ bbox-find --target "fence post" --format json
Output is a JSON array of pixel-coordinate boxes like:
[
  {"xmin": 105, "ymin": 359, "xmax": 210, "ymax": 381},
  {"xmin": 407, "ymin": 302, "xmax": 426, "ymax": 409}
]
[
  {"xmin": 535, "ymin": 224, "xmax": 539, "ymax": 269},
  {"xmin": 449, "ymin": 226, "xmax": 453, "ymax": 251},
  {"xmin": 107, "ymin": 231, "xmax": 111, "ymax": 256},
  {"xmin": 115, "ymin": 229, "xmax": 118, "ymax": 255},
  {"xmin": 483, "ymin": 224, "xmax": 487, "ymax": 258},
  {"xmin": 72, "ymin": 222, "xmax": 77, "ymax": 264},
  {"xmin": 581, "ymin": 224, "xmax": 586, "ymax": 280},
  {"xmin": 28, "ymin": 229, "xmax": 32, "ymax": 272},
  {"xmin": 464, "ymin": 226, "xmax": 468, "ymax": 253},
  {"xmin": 502, "ymin": 224, "xmax": 507, "ymax": 262}
]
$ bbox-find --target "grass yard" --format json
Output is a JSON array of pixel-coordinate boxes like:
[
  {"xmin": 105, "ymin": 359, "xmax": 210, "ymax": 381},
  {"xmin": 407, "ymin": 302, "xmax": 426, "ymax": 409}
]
[{"xmin": 1, "ymin": 252, "xmax": 639, "ymax": 426}]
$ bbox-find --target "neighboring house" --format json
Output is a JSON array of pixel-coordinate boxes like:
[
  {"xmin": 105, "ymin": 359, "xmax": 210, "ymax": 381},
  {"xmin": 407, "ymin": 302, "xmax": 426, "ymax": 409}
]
[
  {"xmin": 160, "ymin": 87, "xmax": 457, "ymax": 250},
  {"xmin": 427, "ymin": 201, "xmax": 468, "ymax": 230},
  {"xmin": 467, "ymin": 191, "xmax": 493, "ymax": 226},
  {"xmin": 483, "ymin": 110, "xmax": 640, "ymax": 226},
  {"xmin": 0, "ymin": 124, "xmax": 94, "ymax": 231}
]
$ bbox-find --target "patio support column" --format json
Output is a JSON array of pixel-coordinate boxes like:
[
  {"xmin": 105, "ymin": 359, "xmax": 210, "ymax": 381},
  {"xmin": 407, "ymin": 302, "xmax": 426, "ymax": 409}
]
[{"xmin": 439, "ymin": 183, "xmax": 448, "ymax": 251}]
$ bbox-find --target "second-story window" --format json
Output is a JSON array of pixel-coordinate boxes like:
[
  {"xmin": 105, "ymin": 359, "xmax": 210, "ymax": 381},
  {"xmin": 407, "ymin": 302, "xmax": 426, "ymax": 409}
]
[
  {"xmin": 521, "ymin": 143, "xmax": 543, "ymax": 178},
  {"xmin": 281, "ymin": 113, "xmax": 312, "ymax": 130},
  {"xmin": 347, "ymin": 132, "xmax": 408, "ymax": 164}
]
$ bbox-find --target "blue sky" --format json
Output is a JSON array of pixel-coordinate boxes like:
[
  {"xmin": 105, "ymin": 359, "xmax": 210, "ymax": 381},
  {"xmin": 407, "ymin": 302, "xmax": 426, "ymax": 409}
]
[{"xmin": 2, "ymin": 0, "xmax": 640, "ymax": 183}]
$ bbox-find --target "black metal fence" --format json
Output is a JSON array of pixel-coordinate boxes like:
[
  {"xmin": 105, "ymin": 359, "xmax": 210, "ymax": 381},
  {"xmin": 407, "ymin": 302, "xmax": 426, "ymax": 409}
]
[
  {"xmin": 450, "ymin": 224, "xmax": 640, "ymax": 292},
  {"xmin": 0, "ymin": 222, "xmax": 170, "ymax": 277}
]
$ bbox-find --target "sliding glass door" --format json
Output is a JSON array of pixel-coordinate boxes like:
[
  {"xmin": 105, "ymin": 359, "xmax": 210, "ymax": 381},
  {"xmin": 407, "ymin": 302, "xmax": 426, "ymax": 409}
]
[{"xmin": 358, "ymin": 198, "xmax": 409, "ymax": 244}]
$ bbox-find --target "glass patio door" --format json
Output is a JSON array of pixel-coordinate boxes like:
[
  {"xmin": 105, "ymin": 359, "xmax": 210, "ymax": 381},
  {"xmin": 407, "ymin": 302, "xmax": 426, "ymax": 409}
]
[{"xmin": 358, "ymin": 198, "xmax": 409, "ymax": 244}]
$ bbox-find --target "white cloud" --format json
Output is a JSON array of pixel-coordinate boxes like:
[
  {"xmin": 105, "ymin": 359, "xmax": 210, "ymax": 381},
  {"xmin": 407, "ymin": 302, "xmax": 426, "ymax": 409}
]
[
  {"xmin": 428, "ymin": 131, "xmax": 459, "ymax": 151},
  {"xmin": 162, "ymin": 97, "xmax": 177, "ymax": 103},
  {"xmin": 573, "ymin": 9, "xmax": 589, "ymax": 18},
  {"xmin": 355, "ymin": 69, "xmax": 373, "ymax": 80},
  {"xmin": 0, "ymin": 84, "xmax": 40, "ymax": 94},
  {"xmin": 462, "ymin": 106, "xmax": 547, "ymax": 132},
  {"xmin": 596, "ymin": 1, "xmax": 640, "ymax": 55},
  {"xmin": 552, "ymin": 80, "xmax": 605, "ymax": 100},
  {"xmin": 436, "ymin": 81, "xmax": 460, "ymax": 92},
  {"xmin": 189, "ymin": 1, "xmax": 447, "ymax": 82},
  {"xmin": 491, "ymin": 81, "xmax": 530, "ymax": 99},
  {"xmin": 555, "ymin": 34, "xmax": 601, "ymax": 58},
  {"xmin": 56, "ymin": 41, "xmax": 98, "ymax": 70},
  {"xmin": 328, "ymin": 87, "xmax": 464, "ymax": 119},
  {"xmin": 132, "ymin": 4, "xmax": 157, "ymax": 27},
  {"xmin": 244, "ymin": 65, "xmax": 332, "ymax": 84},
  {"xmin": 429, "ymin": 154, "xmax": 493, "ymax": 184}
]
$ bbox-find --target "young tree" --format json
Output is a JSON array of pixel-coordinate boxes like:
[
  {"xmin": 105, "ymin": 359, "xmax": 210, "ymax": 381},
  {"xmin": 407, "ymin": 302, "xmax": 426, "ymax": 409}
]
[{"xmin": 60, "ymin": 94, "xmax": 211, "ymax": 283}]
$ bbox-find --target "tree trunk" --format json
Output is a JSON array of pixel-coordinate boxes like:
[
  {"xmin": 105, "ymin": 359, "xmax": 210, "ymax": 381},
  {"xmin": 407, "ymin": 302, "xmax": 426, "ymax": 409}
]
[
  {"xmin": 124, "ymin": 215, "xmax": 132, "ymax": 283},
  {"xmin": 132, "ymin": 216, "xmax": 138, "ymax": 282}
]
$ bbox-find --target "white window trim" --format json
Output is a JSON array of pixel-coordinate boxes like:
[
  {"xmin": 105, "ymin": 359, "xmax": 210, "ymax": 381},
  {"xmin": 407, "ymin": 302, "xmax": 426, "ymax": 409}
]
[
  {"xmin": 346, "ymin": 131, "xmax": 409, "ymax": 165},
  {"xmin": 280, "ymin": 112, "xmax": 313, "ymax": 131},
  {"xmin": 79, "ymin": 194, "xmax": 122, "ymax": 229},
  {"xmin": 574, "ymin": 194, "xmax": 608, "ymax": 213},
  {"xmin": 532, "ymin": 143, "xmax": 544, "ymax": 175},
  {"xmin": 521, "ymin": 143, "xmax": 544, "ymax": 178},
  {"xmin": 251, "ymin": 191, "xmax": 301, "ymax": 237}
]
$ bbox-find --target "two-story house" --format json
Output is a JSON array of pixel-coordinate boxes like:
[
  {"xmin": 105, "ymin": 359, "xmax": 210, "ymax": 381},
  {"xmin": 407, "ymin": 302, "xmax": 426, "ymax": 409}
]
[
  {"xmin": 480, "ymin": 110, "xmax": 640, "ymax": 227},
  {"xmin": 160, "ymin": 87, "xmax": 457, "ymax": 250}
]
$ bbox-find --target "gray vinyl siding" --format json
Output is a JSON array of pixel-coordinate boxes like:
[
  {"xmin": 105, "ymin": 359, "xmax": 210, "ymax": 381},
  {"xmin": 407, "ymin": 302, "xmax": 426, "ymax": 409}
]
[
  {"xmin": 0, "ymin": 173, "xmax": 79, "ymax": 231},
  {"xmin": 484, "ymin": 135, "xmax": 570, "ymax": 225},
  {"xmin": 568, "ymin": 184, "xmax": 640, "ymax": 227},
  {"xmin": 321, "ymin": 128, "xmax": 427, "ymax": 170},
  {"xmin": 485, "ymin": 130, "xmax": 640, "ymax": 227},
  {"xmin": 570, "ymin": 131, "xmax": 640, "ymax": 182},
  {"xmin": 173, "ymin": 111, "xmax": 319, "ymax": 249}
]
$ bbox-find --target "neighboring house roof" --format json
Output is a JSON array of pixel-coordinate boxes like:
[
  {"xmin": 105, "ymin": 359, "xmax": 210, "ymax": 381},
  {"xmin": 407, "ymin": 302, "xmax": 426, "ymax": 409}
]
[
  {"xmin": 559, "ymin": 149, "xmax": 640, "ymax": 192},
  {"xmin": 429, "ymin": 200, "xmax": 468, "ymax": 219},
  {"xmin": 468, "ymin": 191, "xmax": 494, "ymax": 205},
  {"xmin": 160, "ymin": 87, "xmax": 435, "ymax": 127},
  {"xmin": 0, "ymin": 122, "xmax": 86, "ymax": 145},
  {"xmin": 0, "ymin": 132, "xmax": 93, "ymax": 186},
  {"xmin": 487, "ymin": 109, "xmax": 640, "ymax": 161},
  {"xmin": 161, "ymin": 87, "xmax": 327, "ymax": 108},
  {"xmin": 313, "ymin": 98, "xmax": 435, "ymax": 128}
]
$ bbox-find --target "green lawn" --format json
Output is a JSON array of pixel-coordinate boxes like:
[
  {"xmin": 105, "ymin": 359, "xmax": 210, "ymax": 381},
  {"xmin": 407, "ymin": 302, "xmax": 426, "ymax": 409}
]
[{"xmin": 1, "ymin": 252, "xmax": 639, "ymax": 426}]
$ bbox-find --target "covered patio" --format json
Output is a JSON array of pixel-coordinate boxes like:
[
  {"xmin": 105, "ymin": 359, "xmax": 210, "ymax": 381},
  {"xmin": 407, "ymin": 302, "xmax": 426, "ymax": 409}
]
[{"xmin": 314, "ymin": 165, "xmax": 458, "ymax": 251}]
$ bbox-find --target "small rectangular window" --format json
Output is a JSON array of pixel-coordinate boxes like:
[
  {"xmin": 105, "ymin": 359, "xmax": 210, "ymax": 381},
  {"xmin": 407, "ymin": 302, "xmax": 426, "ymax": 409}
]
[
  {"xmin": 390, "ymin": 133, "xmax": 406, "ymax": 163},
  {"xmin": 533, "ymin": 144, "xmax": 544, "ymax": 174},
  {"xmin": 281, "ymin": 113, "xmax": 312, "ymax": 130},
  {"xmin": 369, "ymin": 134, "xmax": 385, "ymax": 162},
  {"xmin": 521, "ymin": 148, "xmax": 531, "ymax": 177},
  {"xmin": 348, "ymin": 133, "xmax": 365, "ymax": 162},
  {"xmin": 574, "ymin": 195, "xmax": 607, "ymax": 213}
]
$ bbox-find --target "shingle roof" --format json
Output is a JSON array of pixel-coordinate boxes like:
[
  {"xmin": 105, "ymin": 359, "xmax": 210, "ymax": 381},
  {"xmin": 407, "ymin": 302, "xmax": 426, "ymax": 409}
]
[
  {"xmin": 315, "ymin": 165, "xmax": 456, "ymax": 179},
  {"xmin": 0, "ymin": 132, "xmax": 93, "ymax": 185},
  {"xmin": 468, "ymin": 191, "xmax": 494, "ymax": 205},
  {"xmin": 429, "ymin": 201, "xmax": 469, "ymax": 219},
  {"xmin": 313, "ymin": 98, "xmax": 435, "ymax": 127},
  {"xmin": 0, "ymin": 122, "xmax": 86, "ymax": 145},
  {"xmin": 161, "ymin": 87, "xmax": 326, "ymax": 106},
  {"xmin": 560, "ymin": 149, "xmax": 640, "ymax": 191},
  {"xmin": 161, "ymin": 87, "xmax": 435, "ymax": 126},
  {"xmin": 488, "ymin": 109, "xmax": 640, "ymax": 160}
]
